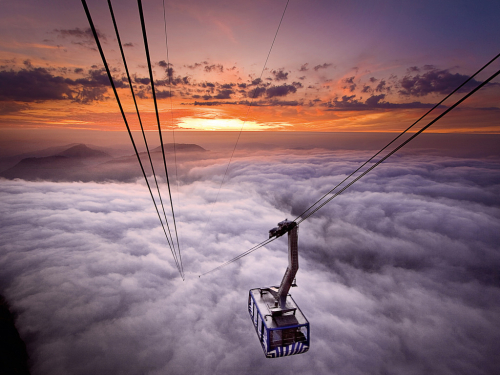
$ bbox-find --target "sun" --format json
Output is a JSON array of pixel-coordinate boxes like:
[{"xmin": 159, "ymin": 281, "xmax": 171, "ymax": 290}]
[{"xmin": 177, "ymin": 117, "xmax": 275, "ymax": 131}]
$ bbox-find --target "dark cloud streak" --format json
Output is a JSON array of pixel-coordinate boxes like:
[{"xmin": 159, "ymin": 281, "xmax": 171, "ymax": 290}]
[
  {"xmin": 0, "ymin": 68, "xmax": 74, "ymax": 102},
  {"xmin": 399, "ymin": 68, "xmax": 480, "ymax": 97},
  {"xmin": 314, "ymin": 63, "xmax": 332, "ymax": 71},
  {"xmin": 0, "ymin": 67, "xmax": 127, "ymax": 103},
  {"xmin": 322, "ymin": 94, "xmax": 436, "ymax": 110}
]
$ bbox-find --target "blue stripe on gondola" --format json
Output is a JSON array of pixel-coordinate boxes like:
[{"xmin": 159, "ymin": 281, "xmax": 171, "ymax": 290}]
[{"xmin": 264, "ymin": 343, "xmax": 309, "ymax": 358}]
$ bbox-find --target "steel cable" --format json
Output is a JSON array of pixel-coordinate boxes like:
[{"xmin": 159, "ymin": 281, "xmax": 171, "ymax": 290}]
[
  {"xmin": 107, "ymin": 0, "xmax": 183, "ymax": 277},
  {"xmin": 137, "ymin": 0, "xmax": 184, "ymax": 278},
  {"xmin": 81, "ymin": 0, "xmax": 183, "ymax": 278},
  {"xmin": 162, "ymin": 0, "xmax": 183, "ymax": 277}
]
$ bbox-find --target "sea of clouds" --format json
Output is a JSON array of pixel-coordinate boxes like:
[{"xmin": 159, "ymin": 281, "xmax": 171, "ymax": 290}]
[{"xmin": 1, "ymin": 148, "xmax": 499, "ymax": 375}]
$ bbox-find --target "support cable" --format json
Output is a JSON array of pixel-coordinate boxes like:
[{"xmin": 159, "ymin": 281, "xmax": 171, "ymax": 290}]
[
  {"xmin": 294, "ymin": 52, "xmax": 500, "ymax": 223},
  {"xmin": 162, "ymin": 0, "xmax": 183, "ymax": 276},
  {"xmin": 203, "ymin": 0, "xmax": 290, "ymax": 233},
  {"xmin": 200, "ymin": 237, "xmax": 277, "ymax": 277},
  {"xmin": 81, "ymin": 0, "xmax": 183, "ymax": 278},
  {"xmin": 200, "ymin": 61, "xmax": 500, "ymax": 277},
  {"xmin": 107, "ymin": 0, "xmax": 183, "ymax": 278},
  {"xmin": 137, "ymin": 0, "xmax": 184, "ymax": 277}
]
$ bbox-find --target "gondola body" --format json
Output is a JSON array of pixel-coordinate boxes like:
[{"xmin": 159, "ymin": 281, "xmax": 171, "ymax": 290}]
[{"xmin": 248, "ymin": 287, "xmax": 310, "ymax": 358}]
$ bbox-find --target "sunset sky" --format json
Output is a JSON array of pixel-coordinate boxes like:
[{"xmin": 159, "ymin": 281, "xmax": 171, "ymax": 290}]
[{"xmin": 1, "ymin": 0, "xmax": 499, "ymax": 134}]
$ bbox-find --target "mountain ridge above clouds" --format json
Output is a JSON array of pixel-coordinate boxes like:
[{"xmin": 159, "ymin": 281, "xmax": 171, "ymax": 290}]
[
  {"xmin": 0, "ymin": 142, "xmax": 210, "ymax": 182},
  {"xmin": 151, "ymin": 143, "xmax": 207, "ymax": 153},
  {"xmin": 0, "ymin": 143, "xmax": 111, "ymax": 181},
  {"xmin": 56, "ymin": 144, "xmax": 110, "ymax": 159},
  {"xmin": 0, "ymin": 143, "xmax": 112, "ymax": 172}
]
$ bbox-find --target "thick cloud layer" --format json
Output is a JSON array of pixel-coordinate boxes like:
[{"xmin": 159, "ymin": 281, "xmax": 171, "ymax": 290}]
[{"xmin": 0, "ymin": 149, "xmax": 499, "ymax": 375}]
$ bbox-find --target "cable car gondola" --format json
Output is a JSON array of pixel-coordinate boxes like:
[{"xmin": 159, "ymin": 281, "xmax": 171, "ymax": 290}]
[{"xmin": 248, "ymin": 220, "xmax": 310, "ymax": 358}]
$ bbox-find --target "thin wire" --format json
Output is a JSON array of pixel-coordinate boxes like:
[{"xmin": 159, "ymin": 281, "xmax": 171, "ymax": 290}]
[
  {"xmin": 203, "ymin": 0, "xmax": 291, "ymax": 233},
  {"xmin": 200, "ymin": 63, "xmax": 500, "ymax": 277},
  {"xmin": 81, "ymin": 0, "xmax": 183, "ymax": 278},
  {"xmin": 162, "ymin": 0, "xmax": 183, "ymax": 277},
  {"xmin": 137, "ymin": 0, "xmax": 184, "ymax": 279},
  {"xmin": 107, "ymin": 0, "xmax": 182, "ymax": 276},
  {"xmin": 294, "ymin": 51, "xmax": 500, "ymax": 222},
  {"xmin": 200, "ymin": 237, "xmax": 277, "ymax": 277}
]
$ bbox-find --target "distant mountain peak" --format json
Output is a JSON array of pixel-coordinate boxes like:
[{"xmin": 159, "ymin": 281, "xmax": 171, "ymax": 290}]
[
  {"xmin": 152, "ymin": 143, "xmax": 207, "ymax": 153},
  {"xmin": 56, "ymin": 144, "xmax": 110, "ymax": 158}
]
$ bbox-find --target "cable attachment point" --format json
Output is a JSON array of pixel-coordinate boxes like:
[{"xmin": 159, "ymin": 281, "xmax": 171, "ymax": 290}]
[{"xmin": 269, "ymin": 219, "xmax": 297, "ymax": 239}]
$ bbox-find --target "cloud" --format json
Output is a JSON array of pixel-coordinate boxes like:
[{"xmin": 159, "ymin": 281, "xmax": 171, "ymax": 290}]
[
  {"xmin": 0, "ymin": 68, "xmax": 74, "ymax": 102},
  {"xmin": 186, "ymin": 62, "xmax": 202, "ymax": 70},
  {"xmin": 240, "ymin": 81, "xmax": 297, "ymax": 100},
  {"xmin": 73, "ymin": 86, "xmax": 108, "ymax": 104},
  {"xmin": 322, "ymin": 94, "xmax": 435, "ymax": 110},
  {"xmin": 314, "ymin": 63, "xmax": 332, "ymax": 71},
  {"xmin": 134, "ymin": 76, "xmax": 150, "ymax": 85},
  {"xmin": 342, "ymin": 76, "xmax": 357, "ymax": 92},
  {"xmin": 204, "ymin": 64, "xmax": 224, "ymax": 73},
  {"xmin": 54, "ymin": 27, "xmax": 105, "ymax": 41},
  {"xmin": 157, "ymin": 61, "xmax": 174, "ymax": 79},
  {"xmin": 156, "ymin": 90, "xmax": 174, "ymax": 99},
  {"xmin": 247, "ymin": 86, "xmax": 266, "ymax": 98},
  {"xmin": 399, "ymin": 68, "xmax": 480, "ymax": 97},
  {"xmin": 268, "ymin": 100, "xmax": 300, "ymax": 106},
  {"xmin": 0, "ymin": 102, "xmax": 30, "ymax": 114},
  {"xmin": 52, "ymin": 27, "xmax": 106, "ymax": 49},
  {"xmin": 375, "ymin": 79, "xmax": 389, "ymax": 93},
  {"xmin": 75, "ymin": 69, "xmax": 125, "ymax": 88},
  {"xmin": 172, "ymin": 76, "xmax": 190, "ymax": 86},
  {"xmin": 299, "ymin": 63, "xmax": 309, "ymax": 72},
  {"xmin": 193, "ymin": 101, "xmax": 232, "ymax": 106},
  {"xmin": 271, "ymin": 68, "xmax": 288, "ymax": 81},
  {"xmin": 361, "ymin": 85, "xmax": 372, "ymax": 93},
  {"xmin": 250, "ymin": 78, "xmax": 262, "ymax": 86},
  {"xmin": 190, "ymin": 99, "xmax": 300, "ymax": 107},
  {"xmin": 265, "ymin": 84, "xmax": 297, "ymax": 98},
  {"xmin": 214, "ymin": 89, "xmax": 234, "ymax": 99},
  {"xmin": 0, "ymin": 146, "xmax": 499, "ymax": 375}
]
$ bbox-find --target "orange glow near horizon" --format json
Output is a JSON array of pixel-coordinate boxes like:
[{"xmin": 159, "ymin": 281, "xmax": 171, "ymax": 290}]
[{"xmin": 2, "ymin": 94, "xmax": 500, "ymax": 134}]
